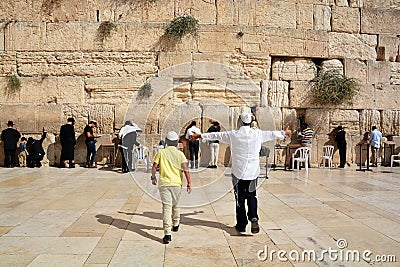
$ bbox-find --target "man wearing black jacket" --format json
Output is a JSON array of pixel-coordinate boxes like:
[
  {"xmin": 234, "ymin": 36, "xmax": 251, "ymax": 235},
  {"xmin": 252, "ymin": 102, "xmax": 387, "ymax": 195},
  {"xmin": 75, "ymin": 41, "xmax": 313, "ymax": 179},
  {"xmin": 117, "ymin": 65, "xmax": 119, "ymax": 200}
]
[
  {"xmin": 60, "ymin": 118, "xmax": 76, "ymax": 168},
  {"xmin": 27, "ymin": 127, "xmax": 47, "ymax": 168},
  {"xmin": 335, "ymin": 125, "xmax": 347, "ymax": 168},
  {"xmin": 1, "ymin": 121, "xmax": 21, "ymax": 168}
]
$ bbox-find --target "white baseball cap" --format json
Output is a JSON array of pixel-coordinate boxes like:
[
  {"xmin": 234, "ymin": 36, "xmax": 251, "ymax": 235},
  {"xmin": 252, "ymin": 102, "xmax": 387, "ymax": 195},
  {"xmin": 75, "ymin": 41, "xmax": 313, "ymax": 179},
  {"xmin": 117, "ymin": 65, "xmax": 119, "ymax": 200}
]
[
  {"xmin": 166, "ymin": 131, "xmax": 179, "ymax": 141},
  {"xmin": 240, "ymin": 112, "xmax": 252, "ymax": 124}
]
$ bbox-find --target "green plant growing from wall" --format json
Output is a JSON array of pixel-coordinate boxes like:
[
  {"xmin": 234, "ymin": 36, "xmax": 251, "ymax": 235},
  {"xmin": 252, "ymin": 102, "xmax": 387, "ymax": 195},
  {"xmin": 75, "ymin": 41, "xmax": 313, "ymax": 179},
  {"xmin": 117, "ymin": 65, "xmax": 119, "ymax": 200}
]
[
  {"xmin": 237, "ymin": 31, "xmax": 244, "ymax": 38},
  {"xmin": 137, "ymin": 82, "xmax": 153, "ymax": 100},
  {"xmin": 96, "ymin": 21, "xmax": 117, "ymax": 44},
  {"xmin": 164, "ymin": 15, "xmax": 199, "ymax": 42},
  {"xmin": 308, "ymin": 68, "xmax": 359, "ymax": 106},
  {"xmin": 5, "ymin": 75, "xmax": 21, "ymax": 97}
]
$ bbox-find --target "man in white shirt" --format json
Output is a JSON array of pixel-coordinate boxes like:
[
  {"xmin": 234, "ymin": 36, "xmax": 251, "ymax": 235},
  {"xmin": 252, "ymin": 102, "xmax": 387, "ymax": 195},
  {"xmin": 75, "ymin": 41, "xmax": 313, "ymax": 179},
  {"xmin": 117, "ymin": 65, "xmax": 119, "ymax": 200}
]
[
  {"xmin": 191, "ymin": 112, "xmax": 291, "ymax": 234},
  {"xmin": 118, "ymin": 120, "xmax": 141, "ymax": 172},
  {"xmin": 369, "ymin": 125, "xmax": 382, "ymax": 167},
  {"xmin": 185, "ymin": 121, "xmax": 202, "ymax": 169}
]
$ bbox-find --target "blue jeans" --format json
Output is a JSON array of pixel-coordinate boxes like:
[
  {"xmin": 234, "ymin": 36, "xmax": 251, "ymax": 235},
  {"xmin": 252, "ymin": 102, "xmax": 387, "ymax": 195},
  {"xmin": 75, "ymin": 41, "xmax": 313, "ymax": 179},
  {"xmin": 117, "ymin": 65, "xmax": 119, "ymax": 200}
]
[{"xmin": 86, "ymin": 141, "xmax": 96, "ymax": 166}]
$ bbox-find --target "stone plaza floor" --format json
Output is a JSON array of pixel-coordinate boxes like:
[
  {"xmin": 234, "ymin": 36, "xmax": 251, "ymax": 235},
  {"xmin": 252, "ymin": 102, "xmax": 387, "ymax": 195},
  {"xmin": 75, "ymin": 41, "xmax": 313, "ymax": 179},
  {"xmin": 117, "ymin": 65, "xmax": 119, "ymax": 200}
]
[{"xmin": 0, "ymin": 164, "xmax": 399, "ymax": 267}]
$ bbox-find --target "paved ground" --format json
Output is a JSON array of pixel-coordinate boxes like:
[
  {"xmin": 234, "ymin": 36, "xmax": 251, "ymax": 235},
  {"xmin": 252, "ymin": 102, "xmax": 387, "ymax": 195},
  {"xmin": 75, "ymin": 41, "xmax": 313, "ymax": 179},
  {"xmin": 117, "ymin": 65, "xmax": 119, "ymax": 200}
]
[{"xmin": 0, "ymin": 164, "xmax": 399, "ymax": 267}]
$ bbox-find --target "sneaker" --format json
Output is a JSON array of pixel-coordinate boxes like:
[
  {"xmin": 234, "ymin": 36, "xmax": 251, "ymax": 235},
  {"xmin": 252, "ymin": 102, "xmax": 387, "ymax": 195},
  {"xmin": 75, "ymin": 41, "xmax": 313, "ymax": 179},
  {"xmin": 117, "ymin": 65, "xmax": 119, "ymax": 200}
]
[
  {"xmin": 251, "ymin": 218, "xmax": 259, "ymax": 234},
  {"xmin": 234, "ymin": 225, "xmax": 246, "ymax": 233},
  {"xmin": 163, "ymin": 235, "xmax": 171, "ymax": 244},
  {"xmin": 172, "ymin": 225, "xmax": 179, "ymax": 232}
]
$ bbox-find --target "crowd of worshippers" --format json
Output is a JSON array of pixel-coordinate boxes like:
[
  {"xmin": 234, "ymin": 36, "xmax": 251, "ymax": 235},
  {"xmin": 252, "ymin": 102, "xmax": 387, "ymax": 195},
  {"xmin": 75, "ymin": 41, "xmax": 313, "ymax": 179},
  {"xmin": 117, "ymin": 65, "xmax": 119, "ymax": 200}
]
[{"xmin": 0, "ymin": 117, "xmax": 384, "ymax": 170}]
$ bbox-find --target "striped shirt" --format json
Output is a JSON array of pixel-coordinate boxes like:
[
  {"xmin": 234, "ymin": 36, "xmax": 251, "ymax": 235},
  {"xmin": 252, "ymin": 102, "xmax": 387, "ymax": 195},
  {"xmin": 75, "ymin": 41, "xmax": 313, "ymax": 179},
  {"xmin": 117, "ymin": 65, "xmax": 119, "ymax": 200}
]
[{"xmin": 300, "ymin": 127, "xmax": 314, "ymax": 143}]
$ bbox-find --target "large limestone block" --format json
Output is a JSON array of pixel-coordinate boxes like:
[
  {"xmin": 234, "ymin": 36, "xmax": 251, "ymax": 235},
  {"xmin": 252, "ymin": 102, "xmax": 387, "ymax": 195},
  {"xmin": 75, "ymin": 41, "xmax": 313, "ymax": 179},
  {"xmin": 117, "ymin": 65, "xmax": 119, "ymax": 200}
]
[
  {"xmin": 329, "ymin": 109, "xmax": 360, "ymax": 134},
  {"xmin": 225, "ymin": 53, "xmax": 271, "ymax": 81},
  {"xmin": 82, "ymin": 22, "xmax": 126, "ymax": 51},
  {"xmin": 191, "ymin": 80, "xmax": 226, "ymax": 102},
  {"xmin": 351, "ymin": 84, "xmax": 375, "ymax": 109},
  {"xmin": 255, "ymin": 1, "xmax": 297, "ymax": 29},
  {"xmin": 282, "ymin": 108, "xmax": 298, "ymax": 132},
  {"xmin": 362, "ymin": 0, "xmax": 400, "ymax": 8},
  {"xmin": 63, "ymin": 104, "xmax": 115, "ymax": 134},
  {"xmin": 361, "ymin": 8, "xmax": 400, "ymax": 35},
  {"xmin": 360, "ymin": 110, "xmax": 381, "ymax": 135},
  {"xmin": 378, "ymin": 35, "xmax": 400, "ymax": 62},
  {"xmin": 271, "ymin": 58, "xmax": 316, "ymax": 81},
  {"xmin": 263, "ymin": 29, "xmax": 305, "ymax": 57},
  {"xmin": 216, "ymin": 0, "xmax": 238, "ymax": 25},
  {"xmin": 349, "ymin": 0, "xmax": 363, "ymax": 7},
  {"xmin": 305, "ymin": 109, "xmax": 330, "ymax": 134},
  {"xmin": 0, "ymin": 52, "xmax": 16, "ymax": 76},
  {"xmin": 115, "ymin": 0, "xmax": 174, "ymax": 23},
  {"xmin": 328, "ymin": 32, "xmax": 377, "ymax": 60},
  {"xmin": 382, "ymin": 110, "xmax": 400, "ymax": 136},
  {"xmin": 256, "ymin": 106, "xmax": 282, "ymax": 131},
  {"xmin": 303, "ymin": 30, "xmax": 329, "ymax": 58},
  {"xmin": 158, "ymin": 52, "xmax": 192, "ymax": 71},
  {"xmin": 296, "ymin": 3, "xmax": 314, "ymax": 30},
  {"xmin": 289, "ymin": 81, "xmax": 312, "ymax": 108},
  {"xmin": 374, "ymin": 85, "xmax": 400, "ymax": 109},
  {"xmin": 225, "ymin": 80, "xmax": 260, "ymax": 106},
  {"xmin": 367, "ymin": 60, "xmax": 391, "ymax": 84},
  {"xmin": 321, "ymin": 59, "xmax": 343, "ymax": 73},
  {"xmin": 265, "ymin": 81, "xmax": 289, "ymax": 108},
  {"xmin": 0, "ymin": 104, "xmax": 62, "ymax": 133},
  {"xmin": 344, "ymin": 59, "xmax": 367, "ymax": 84},
  {"xmin": 5, "ymin": 22, "xmax": 46, "ymax": 51},
  {"xmin": 390, "ymin": 62, "xmax": 400, "ymax": 85},
  {"xmin": 126, "ymin": 24, "xmax": 163, "ymax": 51},
  {"xmin": 202, "ymin": 104, "xmax": 230, "ymax": 131},
  {"xmin": 17, "ymin": 51, "xmax": 157, "ymax": 77},
  {"xmin": 238, "ymin": 0, "xmax": 256, "ymax": 26},
  {"xmin": 314, "ymin": 5, "xmax": 331, "ymax": 31},
  {"xmin": 0, "ymin": 23, "xmax": 4, "ymax": 51},
  {"xmin": 0, "ymin": 76, "xmax": 84, "ymax": 105},
  {"xmin": 191, "ymin": 0, "xmax": 216, "ymax": 25},
  {"xmin": 84, "ymin": 77, "xmax": 141, "ymax": 104},
  {"xmin": 331, "ymin": 6, "xmax": 360, "ymax": 33},
  {"xmin": 198, "ymin": 29, "xmax": 239, "ymax": 52},
  {"xmin": 45, "ymin": 22, "xmax": 83, "ymax": 51},
  {"xmin": 173, "ymin": 83, "xmax": 191, "ymax": 104}
]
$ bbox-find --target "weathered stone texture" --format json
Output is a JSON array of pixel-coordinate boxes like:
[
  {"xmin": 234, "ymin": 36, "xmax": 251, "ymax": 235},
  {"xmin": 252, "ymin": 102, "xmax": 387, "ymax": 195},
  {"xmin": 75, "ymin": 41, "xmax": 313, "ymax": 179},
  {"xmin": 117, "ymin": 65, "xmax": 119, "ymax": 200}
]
[
  {"xmin": 265, "ymin": 81, "xmax": 289, "ymax": 108},
  {"xmin": 5, "ymin": 22, "xmax": 46, "ymax": 51},
  {"xmin": 321, "ymin": 59, "xmax": 343, "ymax": 73},
  {"xmin": 344, "ymin": 59, "xmax": 367, "ymax": 84},
  {"xmin": 390, "ymin": 62, "xmax": 400, "ymax": 85},
  {"xmin": 0, "ymin": 52, "xmax": 16, "ymax": 76},
  {"xmin": 360, "ymin": 110, "xmax": 381, "ymax": 135},
  {"xmin": 296, "ymin": 3, "xmax": 314, "ymax": 30},
  {"xmin": 378, "ymin": 35, "xmax": 400, "ymax": 62},
  {"xmin": 305, "ymin": 108, "xmax": 331, "ymax": 134},
  {"xmin": 255, "ymin": 1, "xmax": 297, "ymax": 28},
  {"xmin": 361, "ymin": 8, "xmax": 400, "ymax": 35},
  {"xmin": 367, "ymin": 60, "xmax": 391, "ymax": 84},
  {"xmin": 314, "ymin": 5, "xmax": 331, "ymax": 31},
  {"xmin": 374, "ymin": 85, "xmax": 400, "ymax": 110},
  {"xmin": 329, "ymin": 109, "xmax": 360, "ymax": 134},
  {"xmin": 382, "ymin": 110, "xmax": 400, "ymax": 136},
  {"xmin": 272, "ymin": 58, "xmax": 316, "ymax": 81},
  {"xmin": 191, "ymin": 0, "xmax": 217, "ymax": 25},
  {"xmin": 199, "ymin": 30, "xmax": 239, "ymax": 53},
  {"xmin": 331, "ymin": 6, "xmax": 360, "ymax": 33},
  {"xmin": 289, "ymin": 81, "xmax": 311, "ymax": 108},
  {"xmin": 16, "ymin": 52, "xmax": 157, "ymax": 77},
  {"xmin": 328, "ymin": 33, "xmax": 377, "ymax": 60}
]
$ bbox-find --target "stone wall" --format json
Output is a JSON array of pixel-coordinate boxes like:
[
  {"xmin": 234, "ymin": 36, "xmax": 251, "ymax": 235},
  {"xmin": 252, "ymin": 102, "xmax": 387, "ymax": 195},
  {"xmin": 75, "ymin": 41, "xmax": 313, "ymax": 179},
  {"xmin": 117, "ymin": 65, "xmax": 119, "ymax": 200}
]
[{"xmin": 0, "ymin": 0, "xmax": 399, "ymax": 166}]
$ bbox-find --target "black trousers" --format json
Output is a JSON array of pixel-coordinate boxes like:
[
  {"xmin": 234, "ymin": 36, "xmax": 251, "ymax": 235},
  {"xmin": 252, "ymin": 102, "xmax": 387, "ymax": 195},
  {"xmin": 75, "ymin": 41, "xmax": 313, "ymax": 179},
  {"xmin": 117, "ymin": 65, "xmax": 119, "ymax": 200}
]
[
  {"xmin": 232, "ymin": 175, "xmax": 258, "ymax": 229},
  {"xmin": 338, "ymin": 145, "xmax": 346, "ymax": 167},
  {"xmin": 188, "ymin": 140, "xmax": 199, "ymax": 161},
  {"xmin": 4, "ymin": 149, "xmax": 17, "ymax": 167}
]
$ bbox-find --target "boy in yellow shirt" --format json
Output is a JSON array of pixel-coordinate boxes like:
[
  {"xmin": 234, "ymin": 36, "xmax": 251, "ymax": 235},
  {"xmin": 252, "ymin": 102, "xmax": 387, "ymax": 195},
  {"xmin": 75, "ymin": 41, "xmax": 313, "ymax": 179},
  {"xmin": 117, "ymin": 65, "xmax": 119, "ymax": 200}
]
[{"xmin": 151, "ymin": 131, "xmax": 191, "ymax": 244}]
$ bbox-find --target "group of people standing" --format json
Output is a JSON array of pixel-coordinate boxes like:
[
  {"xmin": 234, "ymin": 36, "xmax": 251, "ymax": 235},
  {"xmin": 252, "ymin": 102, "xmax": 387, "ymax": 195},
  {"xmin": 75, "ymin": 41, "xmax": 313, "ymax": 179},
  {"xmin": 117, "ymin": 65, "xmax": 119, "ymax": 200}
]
[{"xmin": 1, "ymin": 120, "xmax": 47, "ymax": 168}]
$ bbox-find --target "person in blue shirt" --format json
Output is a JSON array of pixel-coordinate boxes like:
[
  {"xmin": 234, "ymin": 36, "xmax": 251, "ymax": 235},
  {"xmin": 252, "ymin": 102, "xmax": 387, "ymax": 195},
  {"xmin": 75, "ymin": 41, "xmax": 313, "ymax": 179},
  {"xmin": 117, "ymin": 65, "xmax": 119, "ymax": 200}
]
[{"xmin": 369, "ymin": 125, "xmax": 382, "ymax": 167}]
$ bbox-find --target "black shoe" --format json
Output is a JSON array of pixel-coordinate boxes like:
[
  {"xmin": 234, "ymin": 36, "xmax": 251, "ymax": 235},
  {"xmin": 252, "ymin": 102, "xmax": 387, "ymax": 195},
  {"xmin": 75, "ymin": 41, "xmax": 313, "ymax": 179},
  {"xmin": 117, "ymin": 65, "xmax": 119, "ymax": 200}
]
[
  {"xmin": 251, "ymin": 218, "xmax": 259, "ymax": 234},
  {"xmin": 234, "ymin": 225, "xmax": 246, "ymax": 233},
  {"xmin": 163, "ymin": 235, "xmax": 171, "ymax": 244},
  {"xmin": 172, "ymin": 225, "xmax": 179, "ymax": 232},
  {"xmin": 207, "ymin": 165, "xmax": 213, "ymax": 168},
  {"xmin": 338, "ymin": 165, "xmax": 344, "ymax": 168}
]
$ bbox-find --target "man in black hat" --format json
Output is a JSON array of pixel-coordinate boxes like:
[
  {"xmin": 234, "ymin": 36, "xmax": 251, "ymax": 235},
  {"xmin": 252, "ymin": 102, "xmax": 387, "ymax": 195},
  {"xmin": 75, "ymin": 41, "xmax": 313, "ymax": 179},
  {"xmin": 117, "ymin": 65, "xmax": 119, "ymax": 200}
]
[
  {"xmin": 60, "ymin": 117, "xmax": 76, "ymax": 168},
  {"xmin": 1, "ymin": 121, "xmax": 21, "ymax": 168},
  {"xmin": 335, "ymin": 125, "xmax": 347, "ymax": 168}
]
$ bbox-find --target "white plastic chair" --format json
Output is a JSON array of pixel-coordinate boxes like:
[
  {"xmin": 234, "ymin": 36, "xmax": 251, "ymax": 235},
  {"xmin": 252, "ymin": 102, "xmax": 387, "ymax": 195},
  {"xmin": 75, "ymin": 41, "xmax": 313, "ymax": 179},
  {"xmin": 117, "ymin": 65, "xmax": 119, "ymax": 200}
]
[
  {"xmin": 133, "ymin": 146, "xmax": 151, "ymax": 172},
  {"xmin": 391, "ymin": 154, "xmax": 400, "ymax": 170},
  {"xmin": 292, "ymin": 147, "xmax": 311, "ymax": 172},
  {"xmin": 321, "ymin": 145, "xmax": 334, "ymax": 169}
]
